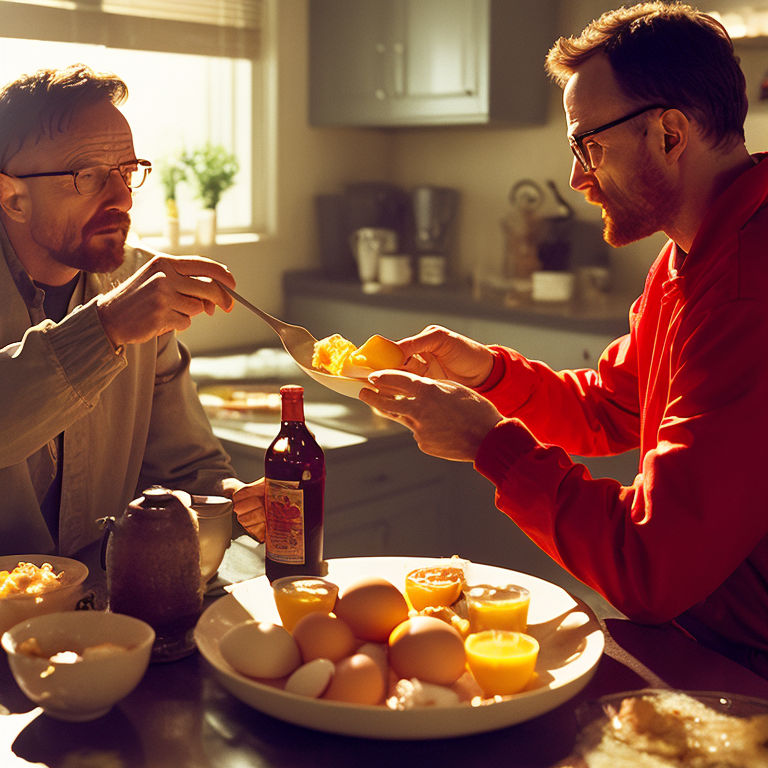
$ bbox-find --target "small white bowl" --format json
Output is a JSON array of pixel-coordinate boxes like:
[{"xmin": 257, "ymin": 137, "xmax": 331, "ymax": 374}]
[
  {"xmin": 0, "ymin": 555, "xmax": 89, "ymax": 635},
  {"xmin": 2, "ymin": 610, "xmax": 155, "ymax": 721}
]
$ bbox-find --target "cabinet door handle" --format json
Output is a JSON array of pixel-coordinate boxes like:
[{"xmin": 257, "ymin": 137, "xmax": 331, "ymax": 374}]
[
  {"xmin": 376, "ymin": 42, "xmax": 389, "ymax": 99},
  {"xmin": 392, "ymin": 42, "xmax": 405, "ymax": 97}
]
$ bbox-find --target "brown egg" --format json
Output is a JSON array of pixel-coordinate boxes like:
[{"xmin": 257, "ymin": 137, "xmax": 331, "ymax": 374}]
[
  {"xmin": 323, "ymin": 653, "xmax": 385, "ymax": 705},
  {"xmin": 388, "ymin": 615, "xmax": 466, "ymax": 685},
  {"xmin": 292, "ymin": 612, "xmax": 356, "ymax": 663},
  {"xmin": 334, "ymin": 577, "xmax": 409, "ymax": 642}
]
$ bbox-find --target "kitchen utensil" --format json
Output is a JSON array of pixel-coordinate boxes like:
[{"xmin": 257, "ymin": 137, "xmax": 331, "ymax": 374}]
[
  {"xmin": 220, "ymin": 285, "xmax": 369, "ymax": 399},
  {"xmin": 128, "ymin": 241, "xmax": 370, "ymax": 398},
  {"xmin": 194, "ymin": 555, "xmax": 604, "ymax": 739}
]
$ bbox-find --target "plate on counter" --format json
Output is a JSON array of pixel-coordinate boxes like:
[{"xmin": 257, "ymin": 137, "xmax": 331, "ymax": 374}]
[{"xmin": 194, "ymin": 556, "xmax": 604, "ymax": 740}]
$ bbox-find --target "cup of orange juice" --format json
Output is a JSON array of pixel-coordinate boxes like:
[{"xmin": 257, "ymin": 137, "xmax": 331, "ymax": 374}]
[
  {"xmin": 272, "ymin": 576, "xmax": 339, "ymax": 632},
  {"xmin": 463, "ymin": 584, "xmax": 530, "ymax": 633},
  {"xmin": 464, "ymin": 630, "xmax": 539, "ymax": 696}
]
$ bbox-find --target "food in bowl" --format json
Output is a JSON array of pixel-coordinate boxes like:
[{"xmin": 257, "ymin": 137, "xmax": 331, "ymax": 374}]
[
  {"xmin": 561, "ymin": 689, "xmax": 768, "ymax": 767},
  {"xmin": 0, "ymin": 561, "xmax": 64, "ymax": 598},
  {"xmin": 312, "ymin": 333, "xmax": 404, "ymax": 377},
  {"xmin": 0, "ymin": 555, "xmax": 89, "ymax": 635},
  {"xmin": 2, "ymin": 610, "xmax": 154, "ymax": 721}
]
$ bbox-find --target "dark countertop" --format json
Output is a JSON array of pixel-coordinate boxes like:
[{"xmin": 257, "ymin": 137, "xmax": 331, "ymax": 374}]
[{"xmin": 283, "ymin": 270, "xmax": 633, "ymax": 337}]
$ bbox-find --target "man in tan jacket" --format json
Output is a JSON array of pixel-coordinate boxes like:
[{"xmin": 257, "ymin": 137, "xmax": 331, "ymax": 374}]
[{"xmin": 0, "ymin": 64, "xmax": 264, "ymax": 557}]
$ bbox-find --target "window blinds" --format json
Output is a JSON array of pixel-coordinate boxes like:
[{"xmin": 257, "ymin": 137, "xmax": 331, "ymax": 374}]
[{"xmin": 0, "ymin": 0, "xmax": 263, "ymax": 58}]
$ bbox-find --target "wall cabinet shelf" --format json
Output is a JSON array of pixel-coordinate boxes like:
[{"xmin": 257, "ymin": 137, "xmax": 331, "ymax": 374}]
[{"xmin": 308, "ymin": 0, "xmax": 557, "ymax": 127}]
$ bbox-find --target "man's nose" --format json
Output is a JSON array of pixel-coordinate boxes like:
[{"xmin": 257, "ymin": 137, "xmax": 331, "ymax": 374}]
[
  {"xmin": 569, "ymin": 156, "xmax": 591, "ymax": 192},
  {"xmin": 103, "ymin": 168, "xmax": 133, "ymax": 210}
]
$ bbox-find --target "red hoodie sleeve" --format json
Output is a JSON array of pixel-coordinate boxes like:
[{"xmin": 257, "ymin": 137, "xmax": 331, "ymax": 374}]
[
  {"xmin": 474, "ymin": 294, "xmax": 768, "ymax": 626},
  {"xmin": 478, "ymin": 299, "xmax": 642, "ymax": 457}
]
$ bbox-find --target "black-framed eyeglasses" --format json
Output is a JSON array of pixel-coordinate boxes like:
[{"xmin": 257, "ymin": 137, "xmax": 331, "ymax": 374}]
[
  {"xmin": 5, "ymin": 159, "xmax": 152, "ymax": 196},
  {"xmin": 568, "ymin": 105, "xmax": 670, "ymax": 172}
]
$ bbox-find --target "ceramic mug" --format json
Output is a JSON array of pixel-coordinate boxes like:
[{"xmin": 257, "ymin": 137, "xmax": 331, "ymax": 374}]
[
  {"xmin": 349, "ymin": 228, "xmax": 398, "ymax": 285},
  {"xmin": 378, "ymin": 254, "xmax": 412, "ymax": 287}
]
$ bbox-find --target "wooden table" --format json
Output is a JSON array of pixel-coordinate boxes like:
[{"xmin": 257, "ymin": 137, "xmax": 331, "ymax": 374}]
[{"xmin": 3, "ymin": 538, "xmax": 768, "ymax": 768}]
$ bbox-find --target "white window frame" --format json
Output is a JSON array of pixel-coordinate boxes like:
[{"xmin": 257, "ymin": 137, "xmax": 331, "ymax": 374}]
[{"xmin": 0, "ymin": 0, "xmax": 270, "ymax": 240}]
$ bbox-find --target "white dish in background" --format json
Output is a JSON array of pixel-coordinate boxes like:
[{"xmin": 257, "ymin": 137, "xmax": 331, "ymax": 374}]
[{"xmin": 194, "ymin": 556, "xmax": 604, "ymax": 740}]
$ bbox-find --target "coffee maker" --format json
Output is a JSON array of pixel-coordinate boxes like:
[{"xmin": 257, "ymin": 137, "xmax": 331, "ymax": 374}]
[
  {"xmin": 410, "ymin": 185, "xmax": 459, "ymax": 285},
  {"xmin": 315, "ymin": 183, "xmax": 408, "ymax": 278}
]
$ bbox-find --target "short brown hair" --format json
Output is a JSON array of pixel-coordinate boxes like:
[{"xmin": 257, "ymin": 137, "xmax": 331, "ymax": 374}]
[
  {"xmin": 546, "ymin": 2, "xmax": 747, "ymax": 147},
  {"xmin": 0, "ymin": 63, "xmax": 128, "ymax": 169}
]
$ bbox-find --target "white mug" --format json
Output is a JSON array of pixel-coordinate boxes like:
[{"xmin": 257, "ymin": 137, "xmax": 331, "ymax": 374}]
[
  {"xmin": 349, "ymin": 228, "xmax": 398, "ymax": 285},
  {"xmin": 378, "ymin": 254, "xmax": 412, "ymax": 287}
]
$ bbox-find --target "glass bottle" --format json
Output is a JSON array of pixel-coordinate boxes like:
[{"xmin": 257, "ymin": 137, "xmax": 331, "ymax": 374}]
[
  {"xmin": 264, "ymin": 385, "xmax": 326, "ymax": 582},
  {"xmin": 104, "ymin": 486, "xmax": 203, "ymax": 662}
]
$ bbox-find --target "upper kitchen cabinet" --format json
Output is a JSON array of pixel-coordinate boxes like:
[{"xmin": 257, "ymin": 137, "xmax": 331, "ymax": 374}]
[{"xmin": 308, "ymin": 0, "xmax": 558, "ymax": 127}]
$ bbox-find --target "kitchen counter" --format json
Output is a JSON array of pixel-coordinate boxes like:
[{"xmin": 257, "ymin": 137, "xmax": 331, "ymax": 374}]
[{"xmin": 283, "ymin": 270, "xmax": 633, "ymax": 337}]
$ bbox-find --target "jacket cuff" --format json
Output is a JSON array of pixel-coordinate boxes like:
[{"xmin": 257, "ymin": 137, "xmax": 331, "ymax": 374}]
[
  {"xmin": 474, "ymin": 346, "xmax": 541, "ymax": 413},
  {"xmin": 474, "ymin": 418, "xmax": 539, "ymax": 483},
  {"xmin": 43, "ymin": 298, "xmax": 126, "ymax": 406}
]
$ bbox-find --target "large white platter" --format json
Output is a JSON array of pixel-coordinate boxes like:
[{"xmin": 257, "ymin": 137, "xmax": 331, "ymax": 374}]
[{"xmin": 194, "ymin": 556, "xmax": 604, "ymax": 740}]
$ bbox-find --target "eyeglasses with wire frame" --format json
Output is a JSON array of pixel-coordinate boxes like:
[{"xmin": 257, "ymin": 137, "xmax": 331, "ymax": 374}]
[
  {"xmin": 569, "ymin": 105, "xmax": 670, "ymax": 172},
  {"xmin": 5, "ymin": 159, "xmax": 152, "ymax": 196}
]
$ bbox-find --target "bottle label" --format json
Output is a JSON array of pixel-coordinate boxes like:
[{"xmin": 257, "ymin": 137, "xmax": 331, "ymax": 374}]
[{"xmin": 265, "ymin": 479, "xmax": 305, "ymax": 564}]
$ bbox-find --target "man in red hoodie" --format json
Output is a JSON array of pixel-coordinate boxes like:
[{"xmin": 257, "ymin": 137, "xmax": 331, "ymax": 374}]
[{"xmin": 360, "ymin": 2, "xmax": 768, "ymax": 676}]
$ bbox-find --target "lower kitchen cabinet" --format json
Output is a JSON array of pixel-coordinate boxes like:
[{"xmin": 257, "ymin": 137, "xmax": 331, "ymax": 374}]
[{"xmin": 324, "ymin": 440, "xmax": 454, "ymax": 558}]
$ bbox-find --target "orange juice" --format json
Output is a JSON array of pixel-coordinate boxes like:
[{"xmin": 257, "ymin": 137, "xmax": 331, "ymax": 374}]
[
  {"xmin": 464, "ymin": 584, "xmax": 530, "ymax": 633},
  {"xmin": 464, "ymin": 630, "xmax": 539, "ymax": 696},
  {"xmin": 272, "ymin": 576, "xmax": 339, "ymax": 632}
]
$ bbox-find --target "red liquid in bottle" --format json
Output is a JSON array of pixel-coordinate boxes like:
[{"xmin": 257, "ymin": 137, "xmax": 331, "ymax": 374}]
[{"xmin": 264, "ymin": 385, "xmax": 326, "ymax": 582}]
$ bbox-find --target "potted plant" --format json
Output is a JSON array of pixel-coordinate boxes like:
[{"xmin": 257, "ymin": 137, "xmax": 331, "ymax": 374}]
[
  {"xmin": 158, "ymin": 158, "xmax": 185, "ymax": 248},
  {"xmin": 180, "ymin": 144, "xmax": 239, "ymax": 246}
]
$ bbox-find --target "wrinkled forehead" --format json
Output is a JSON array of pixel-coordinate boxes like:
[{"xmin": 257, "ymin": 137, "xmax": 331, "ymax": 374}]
[
  {"xmin": 7, "ymin": 100, "xmax": 135, "ymax": 171},
  {"xmin": 563, "ymin": 53, "xmax": 632, "ymax": 134}
]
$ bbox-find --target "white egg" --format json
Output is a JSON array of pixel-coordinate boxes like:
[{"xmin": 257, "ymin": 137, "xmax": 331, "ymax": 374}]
[
  {"xmin": 285, "ymin": 658, "xmax": 335, "ymax": 698},
  {"xmin": 219, "ymin": 620, "xmax": 300, "ymax": 678}
]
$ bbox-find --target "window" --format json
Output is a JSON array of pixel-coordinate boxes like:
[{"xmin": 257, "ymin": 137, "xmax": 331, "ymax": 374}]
[{"xmin": 0, "ymin": 0, "xmax": 267, "ymax": 238}]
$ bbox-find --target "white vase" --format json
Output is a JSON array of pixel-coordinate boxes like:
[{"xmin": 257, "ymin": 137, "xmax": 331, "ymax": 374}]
[
  {"xmin": 195, "ymin": 208, "xmax": 217, "ymax": 248},
  {"xmin": 164, "ymin": 217, "xmax": 180, "ymax": 250}
]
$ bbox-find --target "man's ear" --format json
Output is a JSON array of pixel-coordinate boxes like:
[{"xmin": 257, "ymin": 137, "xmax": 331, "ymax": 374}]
[
  {"xmin": 0, "ymin": 173, "xmax": 30, "ymax": 223},
  {"xmin": 660, "ymin": 108, "xmax": 689, "ymax": 163}
]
